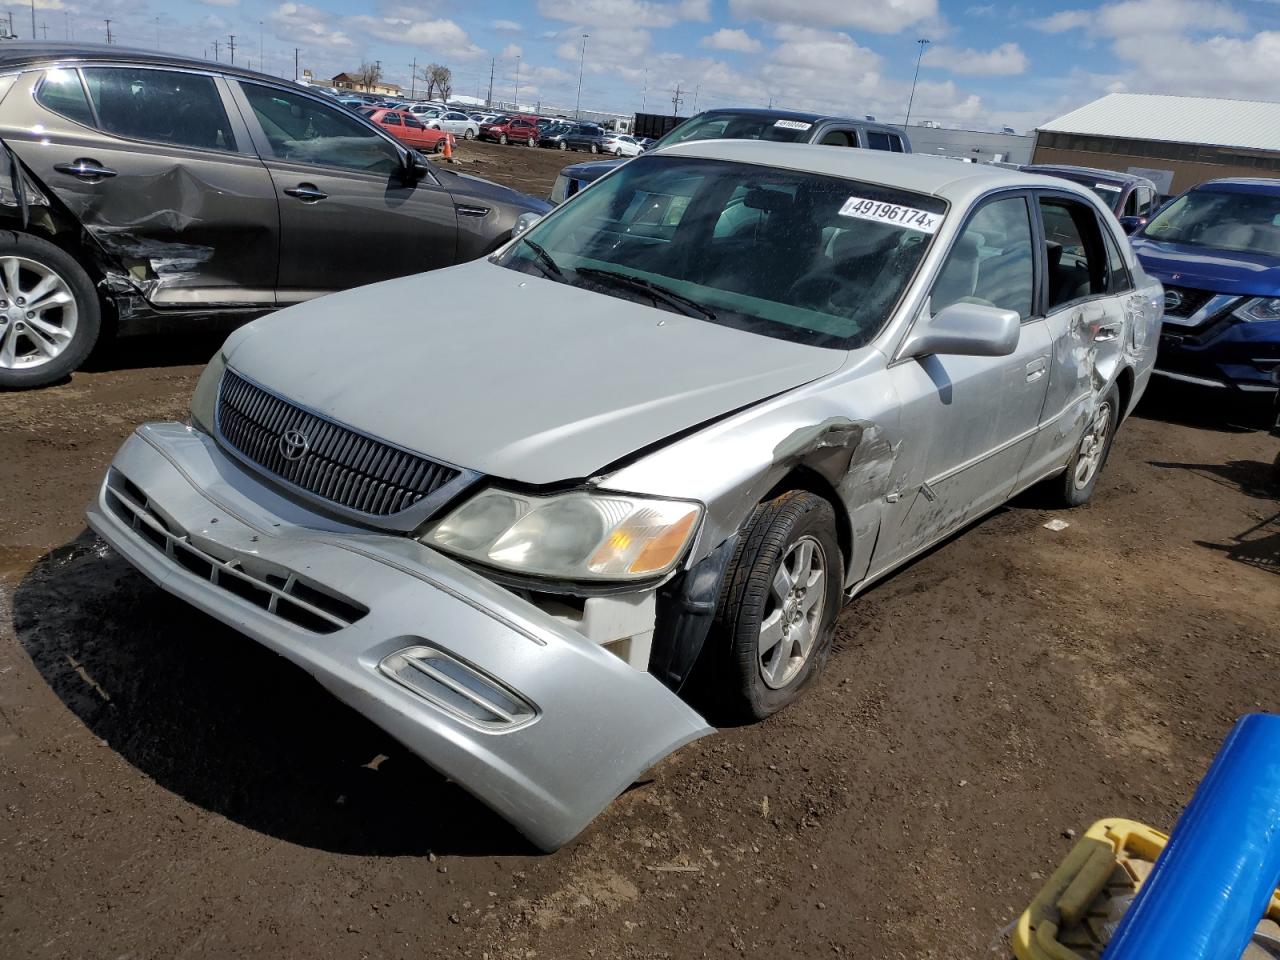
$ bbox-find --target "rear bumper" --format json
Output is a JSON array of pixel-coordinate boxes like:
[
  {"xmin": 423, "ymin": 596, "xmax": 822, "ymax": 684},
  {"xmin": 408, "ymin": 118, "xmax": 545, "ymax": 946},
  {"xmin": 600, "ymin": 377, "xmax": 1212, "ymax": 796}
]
[{"xmin": 86, "ymin": 423, "xmax": 712, "ymax": 851}]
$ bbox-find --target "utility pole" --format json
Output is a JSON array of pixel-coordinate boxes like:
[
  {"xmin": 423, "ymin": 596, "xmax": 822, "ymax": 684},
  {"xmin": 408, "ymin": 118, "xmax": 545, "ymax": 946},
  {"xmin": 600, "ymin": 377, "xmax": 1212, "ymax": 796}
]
[
  {"xmin": 213, "ymin": 38, "xmax": 220, "ymax": 61},
  {"xmin": 513, "ymin": 55, "xmax": 520, "ymax": 110},
  {"xmin": 486, "ymin": 57, "xmax": 494, "ymax": 109},
  {"xmin": 227, "ymin": 35, "xmax": 236, "ymax": 65},
  {"xmin": 29, "ymin": 0, "xmax": 34, "ymax": 40},
  {"xmin": 294, "ymin": 48, "xmax": 299, "ymax": 82},
  {"xmin": 692, "ymin": 82, "xmax": 700, "ymax": 113},
  {"xmin": 103, "ymin": 19, "xmax": 113, "ymax": 44},
  {"xmin": 154, "ymin": 16, "xmax": 160, "ymax": 49},
  {"xmin": 575, "ymin": 33, "xmax": 589, "ymax": 119},
  {"xmin": 671, "ymin": 82, "xmax": 683, "ymax": 118},
  {"xmin": 903, "ymin": 38, "xmax": 930, "ymax": 129},
  {"xmin": 641, "ymin": 68, "xmax": 647, "ymax": 113},
  {"xmin": 40, "ymin": 20, "xmax": 46, "ymax": 40},
  {"xmin": 410, "ymin": 57, "xmax": 417, "ymax": 98},
  {"xmin": 258, "ymin": 21, "xmax": 264, "ymax": 72},
  {"xmin": 64, "ymin": 11, "xmax": 69, "ymax": 39}
]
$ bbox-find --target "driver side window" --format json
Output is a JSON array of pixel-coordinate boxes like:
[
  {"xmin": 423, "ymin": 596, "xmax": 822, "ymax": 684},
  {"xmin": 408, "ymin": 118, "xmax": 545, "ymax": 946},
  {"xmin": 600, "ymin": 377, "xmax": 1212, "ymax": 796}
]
[
  {"xmin": 238, "ymin": 82, "xmax": 401, "ymax": 175},
  {"xmin": 931, "ymin": 196, "xmax": 1034, "ymax": 320}
]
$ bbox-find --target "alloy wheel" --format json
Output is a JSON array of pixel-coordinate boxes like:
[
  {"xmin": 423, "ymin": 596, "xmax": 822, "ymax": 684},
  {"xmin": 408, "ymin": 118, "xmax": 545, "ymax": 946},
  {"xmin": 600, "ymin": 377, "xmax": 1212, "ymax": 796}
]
[
  {"xmin": 0, "ymin": 256, "xmax": 78, "ymax": 371},
  {"xmin": 758, "ymin": 536, "xmax": 827, "ymax": 689},
  {"xmin": 1073, "ymin": 400, "xmax": 1113, "ymax": 489}
]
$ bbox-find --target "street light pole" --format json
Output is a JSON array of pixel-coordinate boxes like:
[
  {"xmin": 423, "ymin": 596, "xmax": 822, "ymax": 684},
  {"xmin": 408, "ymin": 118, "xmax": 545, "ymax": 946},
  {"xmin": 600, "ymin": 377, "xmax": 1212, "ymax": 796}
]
[
  {"xmin": 513, "ymin": 55, "xmax": 520, "ymax": 111},
  {"xmin": 575, "ymin": 33, "xmax": 589, "ymax": 119},
  {"xmin": 903, "ymin": 38, "xmax": 930, "ymax": 129}
]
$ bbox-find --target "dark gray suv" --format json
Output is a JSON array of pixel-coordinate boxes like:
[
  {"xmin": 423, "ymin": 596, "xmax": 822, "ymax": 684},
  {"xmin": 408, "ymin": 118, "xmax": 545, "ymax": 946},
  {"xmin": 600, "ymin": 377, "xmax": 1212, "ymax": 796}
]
[{"xmin": 0, "ymin": 43, "xmax": 550, "ymax": 388}]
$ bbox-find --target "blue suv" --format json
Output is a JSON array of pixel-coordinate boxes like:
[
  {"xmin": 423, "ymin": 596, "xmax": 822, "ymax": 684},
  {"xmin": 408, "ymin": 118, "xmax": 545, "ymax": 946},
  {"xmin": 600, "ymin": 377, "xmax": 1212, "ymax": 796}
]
[{"xmin": 1131, "ymin": 178, "xmax": 1280, "ymax": 393}]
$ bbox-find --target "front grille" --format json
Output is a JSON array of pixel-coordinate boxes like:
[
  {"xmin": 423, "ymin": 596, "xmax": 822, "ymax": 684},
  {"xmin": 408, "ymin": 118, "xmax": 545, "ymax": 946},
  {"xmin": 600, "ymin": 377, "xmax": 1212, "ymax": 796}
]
[
  {"xmin": 217, "ymin": 369, "xmax": 460, "ymax": 517},
  {"xmin": 1163, "ymin": 285, "xmax": 1214, "ymax": 319},
  {"xmin": 105, "ymin": 471, "xmax": 368, "ymax": 634}
]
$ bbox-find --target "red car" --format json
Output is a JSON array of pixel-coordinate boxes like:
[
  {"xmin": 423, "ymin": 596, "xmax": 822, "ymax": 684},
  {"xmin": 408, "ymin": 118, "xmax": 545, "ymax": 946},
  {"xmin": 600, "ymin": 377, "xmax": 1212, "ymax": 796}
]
[
  {"xmin": 362, "ymin": 108, "xmax": 448, "ymax": 152},
  {"xmin": 479, "ymin": 114, "xmax": 540, "ymax": 146}
]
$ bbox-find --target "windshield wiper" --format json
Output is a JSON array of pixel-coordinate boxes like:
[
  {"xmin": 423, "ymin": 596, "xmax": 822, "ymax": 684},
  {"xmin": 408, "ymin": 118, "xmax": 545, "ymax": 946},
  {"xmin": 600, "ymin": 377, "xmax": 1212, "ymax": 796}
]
[
  {"xmin": 520, "ymin": 237, "xmax": 566, "ymax": 282},
  {"xmin": 574, "ymin": 266, "xmax": 717, "ymax": 320}
]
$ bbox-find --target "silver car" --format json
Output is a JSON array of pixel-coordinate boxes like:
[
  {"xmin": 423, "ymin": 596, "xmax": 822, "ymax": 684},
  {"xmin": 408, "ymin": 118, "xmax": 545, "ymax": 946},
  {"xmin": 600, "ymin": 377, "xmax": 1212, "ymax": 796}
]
[{"xmin": 87, "ymin": 142, "xmax": 1161, "ymax": 850}]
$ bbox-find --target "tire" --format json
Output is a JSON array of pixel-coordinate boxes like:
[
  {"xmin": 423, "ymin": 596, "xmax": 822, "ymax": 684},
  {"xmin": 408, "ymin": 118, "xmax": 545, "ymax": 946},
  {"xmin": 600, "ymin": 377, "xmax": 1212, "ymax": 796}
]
[
  {"xmin": 499, "ymin": 133, "xmax": 508, "ymax": 145},
  {"xmin": 706, "ymin": 490, "xmax": 844, "ymax": 722},
  {"xmin": 558, "ymin": 141, "xmax": 567, "ymax": 151},
  {"xmin": 463, "ymin": 128, "xmax": 475, "ymax": 140},
  {"xmin": 0, "ymin": 232, "xmax": 101, "ymax": 390},
  {"xmin": 614, "ymin": 147, "xmax": 623, "ymax": 156},
  {"xmin": 1050, "ymin": 382, "xmax": 1121, "ymax": 507},
  {"xmin": 527, "ymin": 136, "xmax": 537, "ymax": 147},
  {"xmin": 589, "ymin": 143, "xmax": 599, "ymax": 154}
]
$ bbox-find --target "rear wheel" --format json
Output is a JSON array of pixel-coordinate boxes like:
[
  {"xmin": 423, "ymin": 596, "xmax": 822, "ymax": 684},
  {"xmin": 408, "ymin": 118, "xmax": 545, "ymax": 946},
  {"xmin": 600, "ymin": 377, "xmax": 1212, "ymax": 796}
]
[
  {"xmin": 614, "ymin": 147, "xmax": 623, "ymax": 156},
  {"xmin": 527, "ymin": 136, "xmax": 537, "ymax": 147},
  {"xmin": 705, "ymin": 491, "xmax": 844, "ymax": 722},
  {"xmin": 558, "ymin": 140, "xmax": 567, "ymax": 151},
  {"xmin": 1050, "ymin": 383, "xmax": 1121, "ymax": 507},
  {"xmin": 499, "ymin": 133, "xmax": 508, "ymax": 145},
  {"xmin": 463, "ymin": 128, "xmax": 475, "ymax": 140},
  {"xmin": 0, "ymin": 233, "xmax": 101, "ymax": 390},
  {"xmin": 589, "ymin": 143, "xmax": 599, "ymax": 154}
]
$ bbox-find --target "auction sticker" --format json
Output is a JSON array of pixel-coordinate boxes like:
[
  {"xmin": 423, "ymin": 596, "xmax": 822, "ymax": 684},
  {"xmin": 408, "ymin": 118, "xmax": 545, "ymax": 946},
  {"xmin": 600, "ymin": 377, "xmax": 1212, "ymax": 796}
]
[
  {"xmin": 773, "ymin": 119, "xmax": 812, "ymax": 130},
  {"xmin": 838, "ymin": 196, "xmax": 941, "ymax": 233}
]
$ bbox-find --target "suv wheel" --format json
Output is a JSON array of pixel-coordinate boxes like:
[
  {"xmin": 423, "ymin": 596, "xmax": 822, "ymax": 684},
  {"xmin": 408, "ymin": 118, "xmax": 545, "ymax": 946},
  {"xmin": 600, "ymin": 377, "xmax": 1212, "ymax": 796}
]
[
  {"xmin": 589, "ymin": 143, "xmax": 599, "ymax": 154},
  {"xmin": 499, "ymin": 133, "xmax": 508, "ymax": 145},
  {"xmin": 0, "ymin": 233, "xmax": 101, "ymax": 390},
  {"xmin": 705, "ymin": 491, "xmax": 844, "ymax": 722}
]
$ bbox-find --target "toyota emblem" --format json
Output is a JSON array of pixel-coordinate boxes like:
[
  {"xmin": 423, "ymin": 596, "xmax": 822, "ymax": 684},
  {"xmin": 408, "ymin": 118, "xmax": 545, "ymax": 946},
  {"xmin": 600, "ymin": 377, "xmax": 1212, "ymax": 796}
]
[{"xmin": 278, "ymin": 429, "xmax": 310, "ymax": 462}]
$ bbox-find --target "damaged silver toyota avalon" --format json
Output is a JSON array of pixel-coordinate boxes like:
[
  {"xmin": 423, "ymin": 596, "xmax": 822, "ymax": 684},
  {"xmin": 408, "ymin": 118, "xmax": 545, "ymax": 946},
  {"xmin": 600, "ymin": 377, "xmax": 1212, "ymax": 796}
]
[{"xmin": 87, "ymin": 141, "xmax": 1162, "ymax": 850}]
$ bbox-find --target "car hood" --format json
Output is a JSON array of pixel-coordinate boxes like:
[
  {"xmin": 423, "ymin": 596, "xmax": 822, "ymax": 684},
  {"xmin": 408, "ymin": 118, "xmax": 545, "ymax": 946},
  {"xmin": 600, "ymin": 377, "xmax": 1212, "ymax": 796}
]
[
  {"xmin": 561, "ymin": 157, "xmax": 626, "ymax": 183},
  {"xmin": 1131, "ymin": 237, "xmax": 1280, "ymax": 297},
  {"xmin": 222, "ymin": 260, "xmax": 846, "ymax": 485},
  {"xmin": 433, "ymin": 168, "xmax": 551, "ymax": 214}
]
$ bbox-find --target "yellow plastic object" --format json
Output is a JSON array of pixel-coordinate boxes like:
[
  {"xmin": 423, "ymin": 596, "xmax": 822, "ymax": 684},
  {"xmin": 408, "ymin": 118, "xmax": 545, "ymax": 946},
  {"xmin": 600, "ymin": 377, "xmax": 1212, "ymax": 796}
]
[{"xmin": 1011, "ymin": 818, "xmax": 1280, "ymax": 960}]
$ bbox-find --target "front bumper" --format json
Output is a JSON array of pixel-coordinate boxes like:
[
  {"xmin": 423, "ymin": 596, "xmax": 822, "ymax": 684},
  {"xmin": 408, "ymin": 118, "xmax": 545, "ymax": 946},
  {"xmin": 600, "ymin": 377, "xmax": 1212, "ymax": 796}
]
[
  {"xmin": 1156, "ymin": 315, "xmax": 1280, "ymax": 392},
  {"xmin": 86, "ymin": 423, "xmax": 712, "ymax": 851}
]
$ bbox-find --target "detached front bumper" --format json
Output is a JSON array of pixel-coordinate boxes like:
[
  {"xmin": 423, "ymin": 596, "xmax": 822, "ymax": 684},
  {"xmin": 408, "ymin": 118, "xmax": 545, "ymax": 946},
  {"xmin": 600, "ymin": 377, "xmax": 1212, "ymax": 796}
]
[{"xmin": 86, "ymin": 423, "xmax": 712, "ymax": 851}]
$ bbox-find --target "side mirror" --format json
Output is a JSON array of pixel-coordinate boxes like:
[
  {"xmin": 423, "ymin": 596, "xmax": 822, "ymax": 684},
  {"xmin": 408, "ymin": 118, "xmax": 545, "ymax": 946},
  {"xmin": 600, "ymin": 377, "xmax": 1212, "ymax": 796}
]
[
  {"xmin": 511, "ymin": 211, "xmax": 543, "ymax": 239},
  {"xmin": 901, "ymin": 302, "xmax": 1021, "ymax": 360},
  {"xmin": 404, "ymin": 149, "xmax": 431, "ymax": 182},
  {"xmin": 1118, "ymin": 215, "xmax": 1145, "ymax": 234}
]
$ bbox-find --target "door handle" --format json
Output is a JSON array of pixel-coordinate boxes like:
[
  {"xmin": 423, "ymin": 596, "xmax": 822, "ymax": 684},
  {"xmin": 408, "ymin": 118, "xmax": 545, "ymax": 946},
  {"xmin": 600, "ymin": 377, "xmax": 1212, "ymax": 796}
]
[
  {"xmin": 283, "ymin": 183, "xmax": 328, "ymax": 202},
  {"xmin": 1025, "ymin": 356, "xmax": 1048, "ymax": 383},
  {"xmin": 53, "ymin": 158, "xmax": 117, "ymax": 181}
]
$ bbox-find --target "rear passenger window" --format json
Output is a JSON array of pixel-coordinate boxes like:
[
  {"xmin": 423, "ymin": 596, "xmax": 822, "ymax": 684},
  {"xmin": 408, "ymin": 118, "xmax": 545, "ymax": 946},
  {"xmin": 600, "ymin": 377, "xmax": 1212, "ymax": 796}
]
[
  {"xmin": 1039, "ymin": 197, "xmax": 1108, "ymax": 309},
  {"xmin": 36, "ymin": 68, "xmax": 95, "ymax": 128},
  {"xmin": 931, "ymin": 196, "xmax": 1034, "ymax": 320},
  {"xmin": 82, "ymin": 67, "xmax": 236, "ymax": 151},
  {"xmin": 819, "ymin": 130, "xmax": 857, "ymax": 147},
  {"xmin": 867, "ymin": 132, "xmax": 892, "ymax": 150},
  {"xmin": 382, "ymin": 113, "xmax": 402, "ymax": 125},
  {"xmin": 1102, "ymin": 225, "xmax": 1133, "ymax": 293}
]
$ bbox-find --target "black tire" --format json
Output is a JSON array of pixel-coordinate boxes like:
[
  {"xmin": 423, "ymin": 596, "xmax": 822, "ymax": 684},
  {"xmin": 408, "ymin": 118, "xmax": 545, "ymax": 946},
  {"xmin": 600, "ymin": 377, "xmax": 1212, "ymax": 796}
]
[
  {"xmin": 590, "ymin": 143, "xmax": 599, "ymax": 154},
  {"xmin": 706, "ymin": 490, "xmax": 844, "ymax": 722},
  {"xmin": 0, "ymin": 232, "xmax": 101, "ymax": 390},
  {"xmin": 558, "ymin": 140, "xmax": 567, "ymax": 151},
  {"xmin": 463, "ymin": 129, "xmax": 475, "ymax": 140},
  {"xmin": 614, "ymin": 147, "xmax": 623, "ymax": 156},
  {"xmin": 527, "ymin": 136, "xmax": 537, "ymax": 147},
  {"xmin": 499, "ymin": 133, "xmax": 508, "ymax": 145},
  {"xmin": 1050, "ymin": 382, "xmax": 1121, "ymax": 507}
]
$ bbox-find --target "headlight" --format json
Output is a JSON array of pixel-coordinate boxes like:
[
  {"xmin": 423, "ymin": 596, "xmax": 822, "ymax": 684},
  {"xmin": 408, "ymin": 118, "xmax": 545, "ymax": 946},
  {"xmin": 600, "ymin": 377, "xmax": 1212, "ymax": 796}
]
[
  {"xmin": 189, "ymin": 350, "xmax": 226, "ymax": 433},
  {"xmin": 1234, "ymin": 297, "xmax": 1280, "ymax": 322},
  {"xmin": 424, "ymin": 488, "xmax": 701, "ymax": 581}
]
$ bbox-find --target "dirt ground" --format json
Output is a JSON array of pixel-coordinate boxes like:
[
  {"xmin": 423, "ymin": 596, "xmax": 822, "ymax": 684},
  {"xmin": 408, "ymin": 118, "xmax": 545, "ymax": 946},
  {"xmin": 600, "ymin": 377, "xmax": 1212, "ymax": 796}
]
[{"xmin": 2, "ymin": 140, "xmax": 1280, "ymax": 959}]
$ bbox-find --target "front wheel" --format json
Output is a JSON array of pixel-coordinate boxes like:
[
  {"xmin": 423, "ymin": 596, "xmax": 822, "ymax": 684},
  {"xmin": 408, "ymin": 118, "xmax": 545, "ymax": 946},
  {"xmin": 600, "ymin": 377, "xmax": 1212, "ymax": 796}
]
[
  {"xmin": 0, "ymin": 233, "xmax": 101, "ymax": 390},
  {"xmin": 558, "ymin": 140, "xmax": 567, "ymax": 151},
  {"xmin": 463, "ymin": 128, "xmax": 475, "ymax": 140},
  {"xmin": 499, "ymin": 133, "xmax": 508, "ymax": 145},
  {"xmin": 527, "ymin": 136, "xmax": 537, "ymax": 147},
  {"xmin": 1051, "ymin": 383, "xmax": 1121, "ymax": 507},
  {"xmin": 705, "ymin": 491, "xmax": 844, "ymax": 722}
]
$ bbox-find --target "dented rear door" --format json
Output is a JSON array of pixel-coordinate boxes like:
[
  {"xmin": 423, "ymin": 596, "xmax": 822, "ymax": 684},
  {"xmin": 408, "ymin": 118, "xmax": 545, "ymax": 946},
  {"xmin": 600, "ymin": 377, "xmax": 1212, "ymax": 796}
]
[{"xmin": 1, "ymin": 64, "xmax": 279, "ymax": 308}]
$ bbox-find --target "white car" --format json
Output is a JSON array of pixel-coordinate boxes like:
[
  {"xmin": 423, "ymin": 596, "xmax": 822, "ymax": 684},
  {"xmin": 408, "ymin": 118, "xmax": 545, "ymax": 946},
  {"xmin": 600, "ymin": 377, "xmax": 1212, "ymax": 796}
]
[
  {"xmin": 426, "ymin": 109, "xmax": 481, "ymax": 140},
  {"xmin": 603, "ymin": 133, "xmax": 642, "ymax": 157}
]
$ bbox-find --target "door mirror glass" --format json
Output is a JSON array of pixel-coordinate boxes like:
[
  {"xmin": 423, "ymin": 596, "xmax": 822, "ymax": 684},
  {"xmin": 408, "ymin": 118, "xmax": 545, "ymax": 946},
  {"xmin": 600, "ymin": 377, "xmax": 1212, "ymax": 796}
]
[
  {"xmin": 511, "ymin": 211, "xmax": 542, "ymax": 239},
  {"xmin": 902, "ymin": 302, "xmax": 1020, "ymax": 359},
  {"xmin": 406, "ymin": 149, "xmax": 431, "ymax": 181}
]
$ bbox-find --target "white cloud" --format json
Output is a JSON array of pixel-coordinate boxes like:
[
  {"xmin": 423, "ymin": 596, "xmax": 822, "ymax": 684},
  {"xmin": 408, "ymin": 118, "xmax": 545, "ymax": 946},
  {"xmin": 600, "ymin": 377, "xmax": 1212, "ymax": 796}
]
[
  {"xmin": 268, "ymin": 3, "xmax": 353, "ymax": 49},
  {"xmin": 537, "ymin": 0, "xmax": 709, "ymax": 29},
  {"xmin": 729, "ymin": 0, "xmax": 938, "ymax": 33},
  {"xmin": 197, "ymin": 0, "xmax": 239, "ymax": 8},
  {"xmin": 500, "ymin": 43, "xmax": 523, "ymax": 59},
  {"xmin": 491, "ymin": 18, "xmax": 522, "ymax": 30},
  {"xmin": 348, "ymin": 15, "xmax": 484, "ymax": 58},
  {"xmin": 1034, "ymin": 0, "xmax": 1245, "ymax": 34},
  {"xmin": 1030, "ymin": 9, "xmax": 1091, "ymax": 31},
  {"xmin": 927, "ymin": 41, "xmax": 1028, "ymax": 75},
  {"xmin": 1115, "ymin": 30, "xmax": 1280, "ymax": 99},
  {"xmin": 699, "ymin": 28, "xmax": 762, "ymax": 53}
]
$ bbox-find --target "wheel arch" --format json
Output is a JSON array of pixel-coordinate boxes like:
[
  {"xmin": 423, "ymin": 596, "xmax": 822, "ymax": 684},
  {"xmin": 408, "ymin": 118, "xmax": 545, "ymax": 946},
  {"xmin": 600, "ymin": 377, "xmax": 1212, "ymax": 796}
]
[
  {"xmin": 1114, "ymin": 364, "xmax": 1136, "ymax": 421},
  {"xmin": 761, "ymin": 465, "xmax": 853, "ymax": 574}
]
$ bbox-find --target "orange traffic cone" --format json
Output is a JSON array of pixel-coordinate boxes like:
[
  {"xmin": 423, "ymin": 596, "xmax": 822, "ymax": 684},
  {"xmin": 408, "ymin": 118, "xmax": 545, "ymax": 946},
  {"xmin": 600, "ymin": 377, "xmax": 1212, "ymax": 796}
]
[{"xmin": 442, "ymin": 133, "xmax": 455, "ymax": 163}]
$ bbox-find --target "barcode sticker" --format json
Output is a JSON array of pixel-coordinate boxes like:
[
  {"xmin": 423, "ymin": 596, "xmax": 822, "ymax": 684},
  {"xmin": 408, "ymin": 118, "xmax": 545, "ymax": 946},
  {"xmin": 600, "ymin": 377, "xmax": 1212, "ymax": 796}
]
[
  {"xmin": 838, "ymin": 196, "xmax": 942, "ymax": 233},
  {"xmin": 773, "ymin": 119, "xmax": 812, "ymax": 130}
]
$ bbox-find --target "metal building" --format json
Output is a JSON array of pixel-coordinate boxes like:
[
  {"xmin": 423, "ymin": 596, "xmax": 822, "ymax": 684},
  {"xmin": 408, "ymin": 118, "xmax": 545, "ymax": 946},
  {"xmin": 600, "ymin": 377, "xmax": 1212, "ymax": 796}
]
[
  {"xmin": 904, "ymin": 122, "xmax": 1034, "ymax": 165},
  {"xmin": 1033, "ymin": 92, "xmax": 1280, "ymax": 196}
]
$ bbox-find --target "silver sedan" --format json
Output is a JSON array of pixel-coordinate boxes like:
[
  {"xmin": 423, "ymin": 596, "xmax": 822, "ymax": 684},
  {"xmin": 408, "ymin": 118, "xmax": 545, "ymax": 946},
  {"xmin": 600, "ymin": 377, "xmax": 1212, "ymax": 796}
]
[{"xmin": 88, "ymin": 142, "xmax": 1161, "ymax": 850}]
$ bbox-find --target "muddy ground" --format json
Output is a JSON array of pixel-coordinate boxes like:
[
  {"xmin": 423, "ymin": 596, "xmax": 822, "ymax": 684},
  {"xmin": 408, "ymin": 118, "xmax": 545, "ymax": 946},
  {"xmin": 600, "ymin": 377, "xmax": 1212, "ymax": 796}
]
[{"xmin": 2, "ymin": 140, "xmax": 1279, "ymax": 959}]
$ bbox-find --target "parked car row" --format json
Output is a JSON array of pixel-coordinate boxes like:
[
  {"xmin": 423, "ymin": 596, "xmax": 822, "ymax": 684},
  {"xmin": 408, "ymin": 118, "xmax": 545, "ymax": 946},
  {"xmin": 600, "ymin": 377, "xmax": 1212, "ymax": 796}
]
[{"xmin": 0, "ymin": 44, "xmax": 549, "ymax": 388}]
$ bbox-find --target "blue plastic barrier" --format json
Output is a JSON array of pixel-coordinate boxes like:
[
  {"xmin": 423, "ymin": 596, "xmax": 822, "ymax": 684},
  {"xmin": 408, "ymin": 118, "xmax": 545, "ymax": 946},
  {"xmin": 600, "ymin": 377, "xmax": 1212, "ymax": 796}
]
[{"xmin": 1104, "ymin": 713, "xmax": 1280, "ymax": 960}]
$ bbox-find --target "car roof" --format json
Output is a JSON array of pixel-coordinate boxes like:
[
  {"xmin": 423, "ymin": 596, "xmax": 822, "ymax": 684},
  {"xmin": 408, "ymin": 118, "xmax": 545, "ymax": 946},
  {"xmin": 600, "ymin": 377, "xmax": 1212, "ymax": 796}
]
[
  {"xmin": 1022, "ymin": 163, "xmax": 1150, "ymax": 185},
  {"xmin": 696, "ymin": 106, "xmax": 899, "ymax": 131},
  {"xmin": 1192, "ymin": 177, "xmax": 1280, "ymax": 194},
  {"xmin": 657, "ymin": 139, "xmax": 1099, "ymax": 204},
  {"xmin": 0, "ymin": 41, "xmax": 293, "ymax": 87}
]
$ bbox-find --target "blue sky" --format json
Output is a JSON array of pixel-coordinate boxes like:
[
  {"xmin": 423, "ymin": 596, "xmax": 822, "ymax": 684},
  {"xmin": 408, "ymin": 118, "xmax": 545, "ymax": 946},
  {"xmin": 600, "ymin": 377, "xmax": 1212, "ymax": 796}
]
[{"xmin": 27, "ymin": 0, "xmax": 1280, "ymax": 131}]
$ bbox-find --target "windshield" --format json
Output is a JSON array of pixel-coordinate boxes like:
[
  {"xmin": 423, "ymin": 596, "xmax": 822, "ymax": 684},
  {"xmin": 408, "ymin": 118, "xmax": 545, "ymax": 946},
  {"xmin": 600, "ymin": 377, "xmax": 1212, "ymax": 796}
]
[
  {"xmin": 656, "ymin": 112, "xmax": 819, "ymax": 148},
  {"xmin": 1141, "ymin": 188, "xmax": 1280, "ymax": 254},
  {"xmin": 1085, "ymin": 182, "xmax": 1122, "ymax": 207},
  {"xmin": 496, "ymin": 155, "xmax": 944, "ymax": 350}
]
